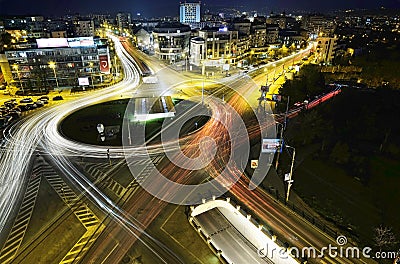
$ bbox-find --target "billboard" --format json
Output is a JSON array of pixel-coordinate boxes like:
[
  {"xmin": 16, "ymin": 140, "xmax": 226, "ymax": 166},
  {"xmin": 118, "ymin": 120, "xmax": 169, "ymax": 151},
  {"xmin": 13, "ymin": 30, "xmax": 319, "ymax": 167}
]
[
  {"xmin": 67, "ymin": 37, "xmax": 95, "ymax": 47},
  {"xmin": 261, "ymin": 139, "xmax": 282, "ymax": 153},
  {"xmin": 99, "ymin": 55, "xmax": 110, "ymax": 74},
  {"xmin": 37, "ymin": 37, "xmax": 95, "ymax": 48},
  {"xmin": 36, "ymin": 38, "xmax": 69, "ymax": 48},
  {"xmin": 78, "ymin": 77, "xmax": 90, "ymax": 86}
]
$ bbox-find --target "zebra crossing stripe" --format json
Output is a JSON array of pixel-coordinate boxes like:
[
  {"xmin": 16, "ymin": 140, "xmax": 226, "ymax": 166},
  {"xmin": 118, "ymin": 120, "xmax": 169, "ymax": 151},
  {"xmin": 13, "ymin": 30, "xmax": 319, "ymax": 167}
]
[{"xmin": 0, "ymin": 174, "xmax": 41, "ymax": 264}]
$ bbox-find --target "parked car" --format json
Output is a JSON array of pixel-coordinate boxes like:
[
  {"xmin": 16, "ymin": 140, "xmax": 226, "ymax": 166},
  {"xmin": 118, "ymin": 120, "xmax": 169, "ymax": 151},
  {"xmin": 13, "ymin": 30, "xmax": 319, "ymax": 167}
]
[
  {"xmin": 53, "ymin": 95, "xmax": 63, "ymax": 101},
  {"xmin": 39, "ymin": 99, "xmax": 49, "ymax": 104},
  {"xmin": 20, "ymin": 98, "xmax": 33, "ymax": 104},
  {"xmin": 18, "ymin": 105, "xmax": 29, "ymax": 112},
  {"xmin": 39, "ymin": 96, "xmax": 49, "ymax": 101},
  {"xmin": 35, "ymin": 100, "xmax": 44, "ymax": 107},
  {"xmin": 8, "ymin": 111, "xmax": 20, "ymax": 120},
  {"xmin": 26, "ymin": 103, "xmax": 37, "ymax": 109},
  {"xmin": 15, "ymin": 90, "xmax": 25, "ymax": 96}
]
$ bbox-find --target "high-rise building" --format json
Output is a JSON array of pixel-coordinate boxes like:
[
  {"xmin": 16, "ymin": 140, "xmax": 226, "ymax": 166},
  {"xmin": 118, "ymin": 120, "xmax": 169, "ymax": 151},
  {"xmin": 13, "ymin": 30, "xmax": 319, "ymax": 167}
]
[
  {"xmin": 152, "ymin": 22, "xmax": 191, "ymax": 62},
  {"xmin": 180, "ymin": 1, "xmax": 201, "ymax": 24},
  {"xmin": 116, "ymin": 12, "xmax": 131, "ymax": 29},
  {"xmin": 74, "ymin": 19, "xmax": 95, "ymax": 37},
  {"xmin": 315, "ymin": 36, "xmax": 337, "ymax": 64}
]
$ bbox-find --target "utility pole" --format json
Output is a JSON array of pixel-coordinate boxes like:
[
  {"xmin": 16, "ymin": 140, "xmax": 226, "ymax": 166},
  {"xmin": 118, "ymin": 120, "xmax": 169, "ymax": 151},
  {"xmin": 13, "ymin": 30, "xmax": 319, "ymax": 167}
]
[
  {"xmin": 275, "ymin": 95, "xmax": 289, "ymax": 170},
  {"xmin": 202, "ymin": 62, "xmax": 205, "ymax": 106},
  {"xmin": 107, "ymin": 148, "xmax": 111, "ymax": 165},
  {"xmin": 284, "ymin": 96, "xmax": 290, "ymax": 130},
  {"xmin": 274, "ymin": 123, "xmax": 284, "ymax": 170},
  {"xmin": 285, "ymin": 145, "xmax": 296, "ymax": 202}
]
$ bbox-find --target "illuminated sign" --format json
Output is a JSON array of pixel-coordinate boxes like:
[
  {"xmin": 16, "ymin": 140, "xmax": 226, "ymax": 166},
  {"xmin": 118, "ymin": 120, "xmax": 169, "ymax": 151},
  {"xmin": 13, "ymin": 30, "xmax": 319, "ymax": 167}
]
[
  {"xmin": 67, "ymin": 37, "xmax": 95, "ymax": 47},
  {"xmin": 99, "ymin": 55, "xmax": 110, "ymax": 74},
  {"xmin": 36, "ymin": 38, "xmax": 69, "ymax": 48},
  {"xmin": 261, "ymin": 139, "xmax": 282, "ymax": 153},
  {"xmin": 78, "ymin": 77, "xmax": 90, "ymax": 86},
  {"xmin": 251, "ymin": 160, "xmax": 259, "ymax": 169},
  {"xmin": 36, "ymin": 37, "xmax": 95, "ymax": 48}
]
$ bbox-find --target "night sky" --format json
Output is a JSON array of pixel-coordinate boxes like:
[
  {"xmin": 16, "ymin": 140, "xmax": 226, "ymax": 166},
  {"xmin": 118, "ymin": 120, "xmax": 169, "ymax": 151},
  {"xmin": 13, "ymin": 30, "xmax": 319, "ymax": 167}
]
[{"xmin": 0, "ymin": 0, "xmax": 399, "ymax": 17}]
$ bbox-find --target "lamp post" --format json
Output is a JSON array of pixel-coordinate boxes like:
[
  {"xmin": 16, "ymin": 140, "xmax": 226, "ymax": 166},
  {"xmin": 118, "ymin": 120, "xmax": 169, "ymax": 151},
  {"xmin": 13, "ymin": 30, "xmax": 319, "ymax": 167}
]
[
  {"xmin": 285, "ymin": 145, "xmax": 296, "ymax": 202},
  {"xmin": 274, "ymin": 96, "xmax": 289, "ymax": 170},
  {"xmin": 12, "ymin": 64, "xmax": 24, "ymax": 94},
  {"xmin": 48, "ymin": 61, "xmax": 59, "ymax": 90},
  {"xmin": 201, "ymin": 62, "xmax": 205, "ymax": 106},
  {"xmin": 89, "ymin": 62, "xmax": 94, "ymax": 89}
]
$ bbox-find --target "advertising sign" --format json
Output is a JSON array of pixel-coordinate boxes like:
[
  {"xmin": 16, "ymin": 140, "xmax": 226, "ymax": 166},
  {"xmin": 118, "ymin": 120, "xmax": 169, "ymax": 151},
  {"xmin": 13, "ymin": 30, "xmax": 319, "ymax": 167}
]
[
  {"xmin": 261, "ymin": 139, "xmax": 281, "ymax": 153},
  {"xmin": 99, "ymin": 55, "xmax": 110, "ymax": 74},
  {"xmin": 78, "ymin": 77, "xmax": 90, "ymax": 86},
  {"xmin": 67, "ymin": 37, "xmax": 95, "ymax": 47},
  {"xmin": 36, "ymin": 38, "xmax": 68, "ymax": 48},
  {"xmin": 223, "ymin": 64, "xmax": 230, "ymax": 71}
]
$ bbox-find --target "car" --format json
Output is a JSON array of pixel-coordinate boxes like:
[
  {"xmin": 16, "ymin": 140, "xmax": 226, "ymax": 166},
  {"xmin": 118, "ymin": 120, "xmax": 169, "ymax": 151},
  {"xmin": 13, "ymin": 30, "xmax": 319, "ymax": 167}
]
[
  {"xmin": 20, "ymin": 98, "xmax": 33, "ymax": 104},
  {"xmin": 27, "ymin": 103, "xmax": 37, "ymax": 109},
  {"xmin": 35, "ymin": 100, "xmax": 44, "ymax": 107},
  {"xmin": 18, "ymin": 105, "xmax": 29, "ymax": 112},
  {"xmin": 53, "ymin": 95, "xmax": 63, "ymax": 101},
  {"xmin": 0, "ymin": 85, "xmax": 6, "ymax": 90},
  {"xmin": 39, "ymin": 96, "xmax": 49, "ymax": 101},
  {"xmin": 13, "ymin": 107, "xmax": 22, "ymax": 113},
  {"xmin": 15, "ymin": 90, "xmax": 25, "ymax": 96},
  {"xmin": 39, "ymin": 99, "xmax": 49, "ymax": 104},
  {"xmin": 4, "ymin": 102, "xmax": 15, "ymax": 109},
  {"xmin": 8, "ymin": 111, "xmax": 20, "ymax": 120},
  {"xmin": 0, "ymin": 117, "xmax": 8, "ymax": 128},
  {"xmin": 3, "ymin": 90, "xmax": 10, "ymax": 95}
]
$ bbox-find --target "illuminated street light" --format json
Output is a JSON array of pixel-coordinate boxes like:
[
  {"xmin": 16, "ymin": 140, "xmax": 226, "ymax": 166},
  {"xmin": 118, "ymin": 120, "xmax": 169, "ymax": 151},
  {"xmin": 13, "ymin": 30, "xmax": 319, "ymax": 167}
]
[
  {"xmin": 89, "ymin": 62, "xmax": 94, "ymax": 89},
  {"xmin": 48, "ymin": 61, "xmax": 59, "ymax": 90}
]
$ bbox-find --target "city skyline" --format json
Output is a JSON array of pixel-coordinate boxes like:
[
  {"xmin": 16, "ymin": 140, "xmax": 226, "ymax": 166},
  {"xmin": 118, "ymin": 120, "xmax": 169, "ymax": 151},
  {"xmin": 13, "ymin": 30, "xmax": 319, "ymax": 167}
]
[{"xmin": 0, "ymin": 0, "xmax": 399, "ymax": 17}]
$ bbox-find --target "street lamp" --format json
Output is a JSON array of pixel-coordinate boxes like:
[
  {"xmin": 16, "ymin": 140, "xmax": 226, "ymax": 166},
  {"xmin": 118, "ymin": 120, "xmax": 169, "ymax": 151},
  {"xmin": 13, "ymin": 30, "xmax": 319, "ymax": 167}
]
[
  {"xmin": 12, "ymin": 64, "xmax": 24, "ymax": 94},
  {"xmin": 48, "ymin": 61, "xmax": 59, "ymax": 90},
  {"xmin": 201, "ymin": 62, "xmax": 205, "ymax": 105},
  {"xmin": 89, "ymin": 62, "xmax": 94, "ymax": 89},
  {"xmin": 285, "ymin": 145, "xmax": 296, "ymax": 202}
]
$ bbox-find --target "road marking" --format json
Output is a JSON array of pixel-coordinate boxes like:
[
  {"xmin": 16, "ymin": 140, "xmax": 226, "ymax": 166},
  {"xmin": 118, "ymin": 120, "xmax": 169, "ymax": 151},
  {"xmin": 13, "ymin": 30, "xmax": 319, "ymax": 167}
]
[
  {"xmin": 0, "ymin": 167, "xmax": 41, "ymax": 264},
  {"xmin": 100, "ymin": 242, "xmax": 119, "ymax": 264}
]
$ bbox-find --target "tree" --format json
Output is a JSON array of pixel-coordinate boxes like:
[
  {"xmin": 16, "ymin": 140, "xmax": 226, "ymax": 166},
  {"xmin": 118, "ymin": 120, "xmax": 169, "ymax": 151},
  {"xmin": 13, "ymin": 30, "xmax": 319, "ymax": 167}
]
[
  {"xmin": 0, "ymin": 32, "xmax": 12, "ymax": 47},
  {"xmin": 330, "ymin": 141, "xmax": 350, "ymax": 165},
  {"xmin": 293, "ymin": 110, "xmax": 330, "ymax": 146},
  {"xmin": 374, "ymin": 225, "xmax": 397, "ymax": 251},
  {"xmin": 299, "ymin": 65, "xmax": 325, "ymax": 97}
]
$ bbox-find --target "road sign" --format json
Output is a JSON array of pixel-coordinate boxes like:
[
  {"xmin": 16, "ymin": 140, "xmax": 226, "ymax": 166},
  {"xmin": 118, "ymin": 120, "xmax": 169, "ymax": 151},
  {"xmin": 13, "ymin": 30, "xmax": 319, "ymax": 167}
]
[
  {"xmin": 261, "ymin": 139, "xmax": 282, "ymax": 153},
  {"xmin": 251, "ymin": 160, "xmax": 259, "ymax": 169},
  {"xmin": 284, "ymin": 173, "xmax": 290, "ymax": 181},
  {"xmin": 97, "ymin": 123, "xmax": 104, "ymax": 133}
]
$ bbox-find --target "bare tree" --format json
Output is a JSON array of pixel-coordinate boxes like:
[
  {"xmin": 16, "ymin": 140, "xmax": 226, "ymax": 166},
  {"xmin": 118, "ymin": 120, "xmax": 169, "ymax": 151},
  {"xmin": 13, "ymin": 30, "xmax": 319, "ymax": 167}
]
[{"xmin": 374, "ymin": 225, "xmax": 397, "ymax": 251}]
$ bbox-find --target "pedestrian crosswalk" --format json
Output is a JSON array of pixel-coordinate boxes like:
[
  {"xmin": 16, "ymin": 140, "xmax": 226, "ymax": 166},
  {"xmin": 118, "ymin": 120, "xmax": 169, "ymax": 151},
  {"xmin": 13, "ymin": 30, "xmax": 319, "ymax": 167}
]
[
  {"xmin": 0, "ymin": 167, "xmax": 41, "ymax": 264},
  {"xmin": 40, "ymin": 162, "xmax": 105, "ymax": 264},
  {"xmin": 81, "ymin": 154, "xmax": 165, "ymax": 198},
  {"xmin": 125, "ymin": 155, "xmax": 165, "ymax": 192},
  {"xmin": 43, "ymin": 164, "xmax": 101, "ymax": 229}
]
